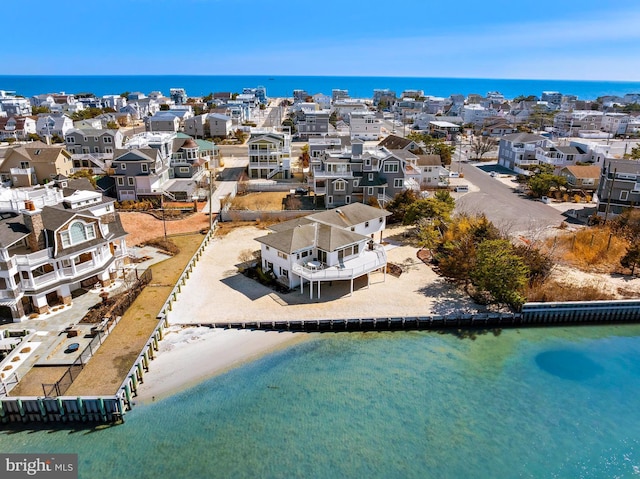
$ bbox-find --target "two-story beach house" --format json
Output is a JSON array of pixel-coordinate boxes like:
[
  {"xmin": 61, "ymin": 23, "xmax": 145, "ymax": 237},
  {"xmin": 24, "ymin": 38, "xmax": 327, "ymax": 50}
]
[
  {"xmin": 0, "ymin": 116, "xmax": 37, "ymax": 141},
  {"xmin": 0, "ymin": 184, "xmax": 128, "ymax": 322},
  {"xmin": 114, "ymin": 132, "xmax": 216, "ymax": 202},
  {"xmin": 309, "ymin": 141, "xmax": 433, "ymax": 208},
  {"xmin": 349, "ymin": 111, "xmax": 381, "ymax": 141},
  {"xmin": 247, "ymin": 130, "xmax": 291, "ymax": 179},
  {"xmin": 256, "ymin": 203, "xmax": 390, "ymax": 298},
  {"xmin": 0, "ymin": 142, "xmax": 73, "ymax": 187},
  {"xmin": 596, "ymin": 158, "xmax": 640, "ymax": 219},
  {"xmin": 65, "ymin": 128, "xmax": 125, "ymax": 174},
  {"xmin": 497, "ymin": 133, "xmax": 548, "ymax": 174}
]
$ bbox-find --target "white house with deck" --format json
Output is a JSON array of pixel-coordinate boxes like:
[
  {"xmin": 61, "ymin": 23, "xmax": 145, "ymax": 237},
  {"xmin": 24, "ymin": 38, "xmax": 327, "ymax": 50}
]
[{"xmin": 256, "ymin": 203, "xmax": 390, "ymax": 298}]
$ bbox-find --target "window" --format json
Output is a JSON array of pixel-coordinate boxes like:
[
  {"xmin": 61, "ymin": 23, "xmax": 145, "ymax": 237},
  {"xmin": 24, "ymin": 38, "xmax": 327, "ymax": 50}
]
[
  {"xmin": 127, "ymin": 177, "xmax": 134, "ymax": 186},
  {"xmin": 368, "ymin": 173, "xmax": 373, "ymax": 181},
  {"xmin": 66, "ymin": 137, "xmax": 75, "ymax": 144},
  {"xmin": 367, "ymin": 187, "xmax": 373, "ymax": 195},
  {"xmin": 301, "ymin": 250, "xmax": 310, "ymax": 258},
  {"xmin": 327, "ymin": 196, "xmax": 333, "ymax": 205},
  {"xmin": 365, "ymin": 221, "xmax": 369, "ymax": 227},
  {"xmin": 383, "ymin": 162, "xmax": 399, "ymax": 173},
  {"xmin": 121, "ymin": 163, "xmax": 126, "ymax": 170},
  {"xmin": 379, "ymin": 217, "xmax": 383, "ymax": 223},
  {"xmin": 179, "ymin": 167, "xmax": 190, "ymax": 173},
  {"xmin": 19, "ymin": 161, "xmax": 29, "ymax": 169},
  {"xmin": 620, "ymin": 191, "xmax": 629, "ymax": 201},
  {"xmin": 265, "ymin": 260, "xmax": 273, "ymax": 271},
  {"xmin": 334, "ymin": 181, "xmax": 346, "ymax": 192},
  {"xmin": 141, "ymin": 164, "xmax": 148, "ymax": 173},
  {"xmin": 60, "ymin": 221, "xmax": 96, "ymax": 248},
  {"xmin": 117, "ymin": 177, "xmax": 124, "ymax": 186},
  {"xmin": 353, "ymin": 179, "xmax": 359, "ymax": 187},
  {"xmin": 346, "ymin": 196, "xmax": 351, "ymax": 204},
  {"xmin": 103, "ymin": 136, "xmax": 112, "ymax": 143},
  {"xmin": 94, "ymin": 137, "xmax": 99, "ymax": 142},
  {"xmin": 394, "ymin": 178, "xmax": 404, "ymax": 188},
  {"xmin": 365, "ymin": 158, "xmax": 371, "ymax": 166},
  {"xmin": 277, "ymin": 251, "xmax": 288, "ymax": 259},
  {"xmin": 280, "ymin": 268, "xmax": 289, "ymax": 278}
]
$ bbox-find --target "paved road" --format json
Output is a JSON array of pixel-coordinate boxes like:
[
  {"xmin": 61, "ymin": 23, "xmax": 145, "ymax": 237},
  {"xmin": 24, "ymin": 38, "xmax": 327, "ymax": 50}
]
[{"xmin": 453, "ymin": 158, "xmax": 567, "ymax": 238}]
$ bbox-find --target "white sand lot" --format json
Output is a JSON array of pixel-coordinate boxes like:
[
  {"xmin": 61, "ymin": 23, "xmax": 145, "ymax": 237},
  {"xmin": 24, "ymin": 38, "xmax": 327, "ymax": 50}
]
[{"xmin": 137, "ymin": 224, "xmax": 480, "ymax": 400}]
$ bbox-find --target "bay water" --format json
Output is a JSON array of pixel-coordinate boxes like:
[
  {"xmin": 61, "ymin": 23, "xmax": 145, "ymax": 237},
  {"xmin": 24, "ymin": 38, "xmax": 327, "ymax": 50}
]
[{"xmin": 2, "ymin": 325, "xmax": 640, "ymax": 478}]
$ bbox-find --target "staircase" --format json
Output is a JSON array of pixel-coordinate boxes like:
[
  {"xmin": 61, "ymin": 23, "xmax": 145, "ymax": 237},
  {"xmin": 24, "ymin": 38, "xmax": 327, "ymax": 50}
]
[{"xmin": 266, "ymin": 165, "xmax": 281, "ymax": 180}]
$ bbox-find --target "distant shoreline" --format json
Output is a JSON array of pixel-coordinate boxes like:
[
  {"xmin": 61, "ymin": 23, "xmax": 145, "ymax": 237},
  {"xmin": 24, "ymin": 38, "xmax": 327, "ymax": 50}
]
[{"xmin": 3, "ymin": 75, "xmax": 640, "ymax": 100}]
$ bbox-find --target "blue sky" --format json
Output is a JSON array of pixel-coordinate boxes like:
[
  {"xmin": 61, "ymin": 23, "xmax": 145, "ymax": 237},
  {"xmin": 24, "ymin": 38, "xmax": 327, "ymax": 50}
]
[{"xmin": 6, "ymin": 0, "xmax": 640, "ymax": 80}]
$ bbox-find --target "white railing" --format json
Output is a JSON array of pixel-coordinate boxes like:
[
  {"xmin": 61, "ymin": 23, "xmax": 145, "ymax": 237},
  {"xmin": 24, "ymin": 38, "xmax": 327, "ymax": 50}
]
[
  {"xmin": 0, "ymin": 288, "xmax": 19, "ymax": 300},
  {"xmin": 313, "ymin": 171, "xmax": 354, "ymax": 178},
  {"xmin": 30, "ymin": 271, "xmax": 57, "ymax": 287},
  {"xmin": 516, "ymin": 159, "xmax": 538, "ymax": 166},
  {"xmin": 9, "ymin": 167, "xmax": 34, "ymax": 176},
  {"xmin": 15, "ymin": 248, "xmax": 52, "ymax": 267},
  {"xmin": 292, "ymin": 248, "xmax": 387, "ymax": 281}
]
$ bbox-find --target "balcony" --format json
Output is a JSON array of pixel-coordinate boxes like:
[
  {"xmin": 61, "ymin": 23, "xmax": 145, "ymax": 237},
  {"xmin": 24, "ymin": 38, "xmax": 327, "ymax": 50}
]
[
  {"xmin": 15, "ymin": 248, "xmax": 53, "ymax": 267},
  {"xmin": 0, "ymin": 288, "xmax": 20, "ymax": 301},
  {"xmin": 312, "ymin": 170, "xmax": 354, "ymax": 178},
  {"xmin": 292, "ymin": 246, "xmax": 387, "ymax": 282},
  {"xmin": 9, "ymin": 167, "xmax": 35, "ymax": 176}
]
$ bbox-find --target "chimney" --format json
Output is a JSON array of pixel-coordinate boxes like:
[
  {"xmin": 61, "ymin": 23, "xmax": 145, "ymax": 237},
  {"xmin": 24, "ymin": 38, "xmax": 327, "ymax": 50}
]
[{"xmin": 23, "ymin": 207, "xmax": 46, "ymax": 252}]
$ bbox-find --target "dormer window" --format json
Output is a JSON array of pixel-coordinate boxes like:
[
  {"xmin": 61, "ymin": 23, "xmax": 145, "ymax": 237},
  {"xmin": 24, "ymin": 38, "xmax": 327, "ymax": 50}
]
[{"xmin": 60, "ymin": 220, "xmax": 97, "ymax": 248}]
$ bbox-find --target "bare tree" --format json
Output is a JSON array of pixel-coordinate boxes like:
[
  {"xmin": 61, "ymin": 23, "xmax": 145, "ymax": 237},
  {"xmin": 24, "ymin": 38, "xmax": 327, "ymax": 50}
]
[{"xmin": 471, "ymin": 136, "xmax": 496, "ymax": 160}]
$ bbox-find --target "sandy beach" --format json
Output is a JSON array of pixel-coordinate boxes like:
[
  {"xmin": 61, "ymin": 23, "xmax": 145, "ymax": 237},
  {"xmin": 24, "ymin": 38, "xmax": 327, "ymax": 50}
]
[
  {"xmin": 135, "ymin": 224, "xmax": 480, "ymax": 401},
  {"xmin": 136, "ymin": 326, "xmax": 309, "ymax": 402}
]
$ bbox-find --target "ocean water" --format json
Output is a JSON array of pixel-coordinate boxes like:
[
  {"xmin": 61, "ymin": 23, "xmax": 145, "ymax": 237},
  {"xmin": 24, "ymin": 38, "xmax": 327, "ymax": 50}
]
[
  {"xmin": 2, "ymin": 326, "xmax": 640, "ymax": 479},
  {"xmin": 2, "ymin": 75, "xmax": 640, "ymax": 100}
]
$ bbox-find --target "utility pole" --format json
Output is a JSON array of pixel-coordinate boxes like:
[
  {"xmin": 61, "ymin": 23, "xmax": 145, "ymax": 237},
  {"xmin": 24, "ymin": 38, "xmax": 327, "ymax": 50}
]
[
  {"xmin": 603, "ymin": 167, "xmax": 617, "ymax": 224},
  {"xmin": 209, "ymin": 169, "xmax": 213, "ymax": 231},
  {"xmin": 161, "ymin": 193, "xmax": 167, "ymax": 240}
]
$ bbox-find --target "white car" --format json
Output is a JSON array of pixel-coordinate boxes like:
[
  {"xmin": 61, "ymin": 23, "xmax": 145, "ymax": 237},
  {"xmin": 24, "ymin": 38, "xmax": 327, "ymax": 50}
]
[{"xmin": 490, "ymin": 171, "xmax": 498, "ymax": 177}]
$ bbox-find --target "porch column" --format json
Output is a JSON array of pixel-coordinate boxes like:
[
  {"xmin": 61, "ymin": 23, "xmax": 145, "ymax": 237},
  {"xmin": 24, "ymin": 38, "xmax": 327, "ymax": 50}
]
[
  {"xmin": 98, "ymin": 269, "xmax": 112, "ymax": 287},
  {"xmin": 317, "ymin": 280, "xmax": 321, "ymax": 299},
  {"xmin": 300, "ymin": 277, "xmax": 304, "ymax": 295},
  {"xmin": 32, "ymin": 294, "xmax": 50, "ymax": 315},
  {"xmin": 310, "ymin": 280, "xmax": 313, "ymax": 300},
  {"xmin": 58, "ymin": 284, "xmax": 72, "ymax": 306},
  {"xmin": 12, "ymin": 301, "xmax": 25, "ymax": 323},
  {"xmin": 350, "ymin": 278, "xmax": 353, "ymax": 296}
]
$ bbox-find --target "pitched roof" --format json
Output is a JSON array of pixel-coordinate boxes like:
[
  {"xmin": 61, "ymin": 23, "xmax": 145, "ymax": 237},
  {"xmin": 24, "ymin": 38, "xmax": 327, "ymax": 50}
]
[
  {"xmin": 415, "ymin": 154, "xmax": 442, "ymax": 166},
  {"xmin": 501, "ymin": 132, "xmax": 547, "ymax": 143},
  {"xmin": 308, "ymin": 202, "xmax": 390, "ymax": 228},
  {"xmin": 378, "ymin": 134, "xmax": 413, "ymax": 150},
  {"xmin": 113, "ymin": 148, "xmax": 158, "ymax": 162},
  {"xmin": 561, "ymin": 165, "xmax": 601, "ymax": 179},
  {"xmin": 4, "ymin": 144, "xmax": 69, "ymax": 164},
  {"xmin": 0, "ymin": 212, "xmax": 30, "ymax": 248},
  {"xmin": 388, "ymin": 149, "xmax": 418, "ymax": 161},
  {"xmin": 256, "ymin": 222, "xmax": 368, "ymax": 254}
]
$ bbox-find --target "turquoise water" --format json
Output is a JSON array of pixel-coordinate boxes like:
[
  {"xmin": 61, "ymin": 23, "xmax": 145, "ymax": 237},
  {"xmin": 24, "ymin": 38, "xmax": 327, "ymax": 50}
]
[
  {"xmin": 3, "ymin": 75, "xmax": 640, "ymax": 100},
  {"xmin": 2, "ymin": 326, "xmax": 640, "ymax": 478}
]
